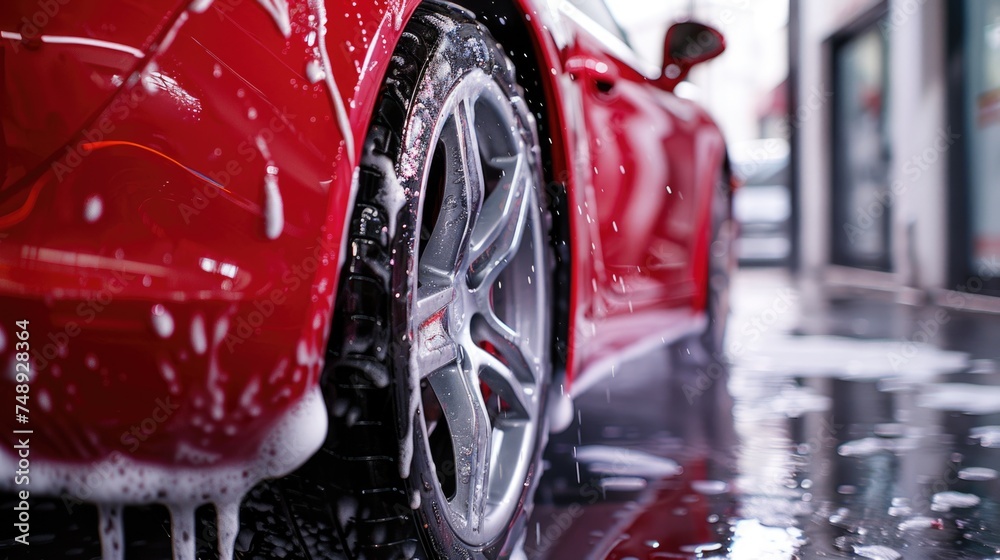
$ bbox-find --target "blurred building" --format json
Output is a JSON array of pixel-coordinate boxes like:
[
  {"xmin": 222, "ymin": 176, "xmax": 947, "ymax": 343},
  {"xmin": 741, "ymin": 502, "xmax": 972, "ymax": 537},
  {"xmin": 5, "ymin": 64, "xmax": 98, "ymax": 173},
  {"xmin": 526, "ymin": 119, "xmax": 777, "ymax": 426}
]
[
  {"xmin": 791, "ymin": 0, "xmax": 1000, "ymax": 309},
  {"xmin": 608, "ymin": 0, "xmax": 789, "ymax": 144}
]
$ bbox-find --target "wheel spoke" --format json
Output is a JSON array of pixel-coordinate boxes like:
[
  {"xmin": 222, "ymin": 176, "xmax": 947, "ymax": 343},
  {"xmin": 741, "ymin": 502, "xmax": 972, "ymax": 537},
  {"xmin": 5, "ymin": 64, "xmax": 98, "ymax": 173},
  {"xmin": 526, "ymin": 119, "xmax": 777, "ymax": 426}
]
[
  {"xmin": 452, "ymin": 99, "xmax": 486, "ymax": 212},
  {"xmin": 470, "ymin": 345, "xmax": 531, "ymax": 419},
  {"xmin": 403, "ymin": 67, "xmax": 551, "ymax": 546},
  {"xmin": 421, "ymin": 99, "xmax": 483, "ymax": 278},
  {"xmin": 471, "ymin": 311, "xmax": 536, "ymax": 384},
  {"xmin": 414, "ymin": 283, "xmax": 459, "ymax": 377},
  {"xmin": 467, "ymin": 154, "xmax": 529, "ymax": 289},
  {"xmin": 427, "ymin": 362, "xmax": 491, "ymax": 532}
]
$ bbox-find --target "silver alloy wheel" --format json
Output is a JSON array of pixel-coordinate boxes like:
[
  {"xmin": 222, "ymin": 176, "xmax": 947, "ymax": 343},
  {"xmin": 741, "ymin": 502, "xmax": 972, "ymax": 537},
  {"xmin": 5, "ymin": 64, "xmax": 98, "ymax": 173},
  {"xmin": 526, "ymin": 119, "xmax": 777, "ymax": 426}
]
[{"xmin": 409, "ymin": 69, "xmax": 550, "ymax": 546}]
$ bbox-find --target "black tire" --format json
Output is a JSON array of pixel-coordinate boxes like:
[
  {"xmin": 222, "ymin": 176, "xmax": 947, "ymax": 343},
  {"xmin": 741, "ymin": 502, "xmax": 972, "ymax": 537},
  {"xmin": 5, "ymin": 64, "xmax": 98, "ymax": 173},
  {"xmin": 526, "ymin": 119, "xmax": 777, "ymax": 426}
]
[
  {"xmin": 704, "ymin": 173, "xmax": 733, "ymax": 355},
  {"xmin": 318, "ymin": 4, "xmax": 552, "ymax": 559}
]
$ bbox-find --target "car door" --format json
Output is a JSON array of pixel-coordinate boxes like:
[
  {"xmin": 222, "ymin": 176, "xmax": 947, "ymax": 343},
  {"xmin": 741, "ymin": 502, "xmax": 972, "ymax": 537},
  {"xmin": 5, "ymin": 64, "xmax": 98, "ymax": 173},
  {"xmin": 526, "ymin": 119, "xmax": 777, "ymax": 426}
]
[{"xmin": 559, "ymin": 0, "xmax": 703, "ymax": 315}]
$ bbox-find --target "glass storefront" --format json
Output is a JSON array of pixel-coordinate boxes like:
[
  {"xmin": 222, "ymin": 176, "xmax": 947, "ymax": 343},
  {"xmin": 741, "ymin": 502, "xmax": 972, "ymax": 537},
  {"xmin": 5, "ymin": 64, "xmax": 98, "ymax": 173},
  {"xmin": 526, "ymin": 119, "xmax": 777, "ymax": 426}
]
[
  {"xmin": 965, "ymin": 0, "xmax": 1000, "ymax": 279},
  {"xmin": 831, "ymin": 15, "xmax": 892, "ymax": 271}
]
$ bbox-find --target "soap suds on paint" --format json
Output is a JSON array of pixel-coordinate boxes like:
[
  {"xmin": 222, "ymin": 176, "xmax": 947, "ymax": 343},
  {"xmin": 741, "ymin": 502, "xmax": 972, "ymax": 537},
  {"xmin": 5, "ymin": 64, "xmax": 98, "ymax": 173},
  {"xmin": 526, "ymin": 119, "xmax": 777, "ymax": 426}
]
[
  {"xmin": 307, "ymin": 0, "xmax": 355, "ymax": 165},
  {"xmin": 151, "ymin": 304, "xmax": 175, "ymax": 338},
  {"xmin": 263, "ymin": 172, "xmax": 284, "ymax": 240},
  {"xmin": 255, "ymin": 0, "xmax": 292, "ymax": 37},
  {"xmin": 0, "ymin": 387, "xmax": 328, "ymax": 560},
  {"xmin": 191, "ymin": 314, "xmax": 207, "ymax": 355},
  {"xmin": 255, "ymin": 136, "xmax": 284, "ymax": 240}
]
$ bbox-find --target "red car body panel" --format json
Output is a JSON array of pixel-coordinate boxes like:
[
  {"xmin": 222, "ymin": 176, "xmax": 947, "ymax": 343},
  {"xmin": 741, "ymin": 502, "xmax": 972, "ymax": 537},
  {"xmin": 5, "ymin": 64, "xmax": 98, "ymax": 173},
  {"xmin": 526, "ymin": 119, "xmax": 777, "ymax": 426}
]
[
  {"xmin": 518, "ymin": 3, "xmax": 727, "ymax": 387},
  {"xmin": 0, "ymin": 0, "xmax": 726, "ymax": 474}
]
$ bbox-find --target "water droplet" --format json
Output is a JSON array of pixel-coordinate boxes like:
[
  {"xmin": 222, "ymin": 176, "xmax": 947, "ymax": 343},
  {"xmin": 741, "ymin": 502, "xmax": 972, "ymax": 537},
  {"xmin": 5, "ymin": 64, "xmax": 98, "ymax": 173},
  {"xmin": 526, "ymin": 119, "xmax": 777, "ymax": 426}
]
[
  {"xmin": 84, "ymin": 195, "xmax": 103, "ymax": 223},
  {"xmin": 151, "ymin": 304, "xmax": 175, "ymax": 338},
  {"xmin": 191, "ymin": 314, "xmax": 207, "ymax": 355}
]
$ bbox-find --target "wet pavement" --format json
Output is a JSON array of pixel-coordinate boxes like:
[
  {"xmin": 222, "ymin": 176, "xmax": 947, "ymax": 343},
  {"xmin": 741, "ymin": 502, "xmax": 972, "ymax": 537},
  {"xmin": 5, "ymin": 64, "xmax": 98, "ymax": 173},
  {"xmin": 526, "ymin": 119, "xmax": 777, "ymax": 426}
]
[
  {"xmin": 525, "ymin": 268, "xmax": 1000, "ymax": 560},
  {"xmin": 5, "ymin": 268, "xmax": 1000, "ymax": 559}
]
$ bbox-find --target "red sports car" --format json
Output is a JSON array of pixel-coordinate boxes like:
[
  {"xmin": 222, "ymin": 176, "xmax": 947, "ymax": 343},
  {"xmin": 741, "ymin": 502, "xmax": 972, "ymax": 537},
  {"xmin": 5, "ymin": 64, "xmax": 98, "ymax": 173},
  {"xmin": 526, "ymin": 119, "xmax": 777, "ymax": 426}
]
[{"xmin": 0, "ymin": 0, "xmax": 731, "ymax": 557}]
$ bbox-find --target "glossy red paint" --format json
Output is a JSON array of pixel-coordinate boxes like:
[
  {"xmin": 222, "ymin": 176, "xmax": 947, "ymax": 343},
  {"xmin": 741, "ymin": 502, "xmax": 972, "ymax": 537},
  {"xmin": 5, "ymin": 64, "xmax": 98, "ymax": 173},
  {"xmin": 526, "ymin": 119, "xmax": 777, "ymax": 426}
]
[
  {"xmin": 506, "ymin": 1, "xmax": 728, "ymax": 384},
  {"xmin": 0, "ymin": 0, "xmax": 727, "ymax": 477},
  {"xmin": 599, "ymin": 457, "xmax": 733, "ymax": 559}
]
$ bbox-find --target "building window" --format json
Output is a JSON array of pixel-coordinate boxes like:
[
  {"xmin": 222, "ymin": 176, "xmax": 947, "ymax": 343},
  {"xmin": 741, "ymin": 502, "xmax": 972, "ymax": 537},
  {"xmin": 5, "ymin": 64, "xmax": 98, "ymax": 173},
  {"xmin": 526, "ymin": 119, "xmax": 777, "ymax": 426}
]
[
  {"xmin": 830, "ymin": 9, "xmax": 892, "ymax": 271},
  {"xmin": 964, "ymin": 0, "xmax": 1000, "ymax": 280}
]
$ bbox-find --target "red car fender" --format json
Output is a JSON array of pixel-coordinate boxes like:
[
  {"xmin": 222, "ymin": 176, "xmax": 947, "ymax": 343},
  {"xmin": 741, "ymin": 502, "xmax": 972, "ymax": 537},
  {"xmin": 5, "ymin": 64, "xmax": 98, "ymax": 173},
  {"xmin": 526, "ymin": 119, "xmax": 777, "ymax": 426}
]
[
  {"xmin": 686, "ymin": 108, "xmax": 731, "ymax": 313},
  {"xmin": 0, "ymin": 0, "xmax": 417, "ymax": 471},
  {"xmin": 501, "ymin": 0, "xmax": 729, "ymax": 386}
]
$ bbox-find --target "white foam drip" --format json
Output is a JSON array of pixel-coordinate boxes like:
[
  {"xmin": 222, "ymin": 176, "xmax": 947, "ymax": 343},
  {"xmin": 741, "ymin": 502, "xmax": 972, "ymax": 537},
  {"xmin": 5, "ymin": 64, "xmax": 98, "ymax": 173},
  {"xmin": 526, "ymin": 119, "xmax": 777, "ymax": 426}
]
[
  {"xmin": 0, "ymin": 387, "xmax": 328, "ymax": 557},
  {"xmin": 169, "ymin": 504, "xmax": 197, "ymax": 560},
  {"xmin": 400, "ymin": 336, "xmax": 419, "ymax": 479},
  {"xmin": 216, "ymin": 501, "xmax": 240, "ymax": 560},
  {"xmin": 308, "ymin": 0, "xmax": 355, "ymax": 165},
  {"xmin": 98, "ymin": 504, "xmax": 124, "ymax": 560},
  {"xmin": 205, "ymin": 317, "xmax": 229, "ymax": 422},
  {"xmin": 191, "ymin": 314, "xmax": 207, "ymax": 355},
  {"xmin": 151, "ymin": 304, "xmax": 175, "ymax": 338},
  {"xmin": 363, "ymin": 137, "xmax": 407, "ymax": 236},
  {"xmin": 263, "ymin": 172, "xmax": 284, "ymax": 240},
  {"xmin": 254, "ymin": 0, "xmax": 291, "ymax": 37},
  {"xmin": 255, "ymin": 136, "xmax": 284, "ymax": 241}
]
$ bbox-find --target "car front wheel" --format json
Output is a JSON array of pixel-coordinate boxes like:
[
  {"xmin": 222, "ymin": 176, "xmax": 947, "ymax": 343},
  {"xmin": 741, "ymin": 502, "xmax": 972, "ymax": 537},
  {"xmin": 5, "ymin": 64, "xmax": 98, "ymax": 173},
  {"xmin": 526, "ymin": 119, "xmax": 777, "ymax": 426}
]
[{"xmin": 323, "ymin": 4, "xmax": 553, "ymax": 558}]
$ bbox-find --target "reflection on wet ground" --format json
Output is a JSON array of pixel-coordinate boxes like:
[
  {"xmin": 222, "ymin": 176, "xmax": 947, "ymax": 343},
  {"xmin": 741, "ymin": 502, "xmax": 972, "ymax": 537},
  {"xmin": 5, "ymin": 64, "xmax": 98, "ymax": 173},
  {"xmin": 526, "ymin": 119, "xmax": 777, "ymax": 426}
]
[{"xmin": 526, "ymin": 269, "xmax": 1000, "ymax": 560}]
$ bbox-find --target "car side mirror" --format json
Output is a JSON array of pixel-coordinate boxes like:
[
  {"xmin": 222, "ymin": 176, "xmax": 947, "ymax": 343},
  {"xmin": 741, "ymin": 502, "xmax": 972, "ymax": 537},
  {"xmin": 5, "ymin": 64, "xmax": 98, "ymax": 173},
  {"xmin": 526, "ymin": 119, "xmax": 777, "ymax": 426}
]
[{"xmin": 659, "ymin": 21, "xmax": 725, "ymax": 91}]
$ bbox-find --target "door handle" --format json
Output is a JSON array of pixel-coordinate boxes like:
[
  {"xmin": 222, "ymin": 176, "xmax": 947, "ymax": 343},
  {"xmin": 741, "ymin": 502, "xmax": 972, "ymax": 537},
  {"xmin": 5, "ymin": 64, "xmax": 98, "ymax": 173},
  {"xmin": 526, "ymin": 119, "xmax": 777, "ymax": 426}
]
[{"xmin": 565, "ymin": 56, "xmax": 619, "ymax": 93}]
